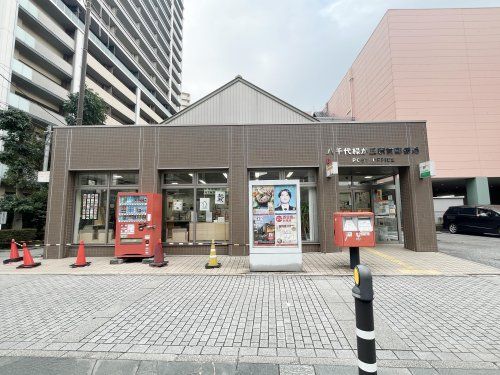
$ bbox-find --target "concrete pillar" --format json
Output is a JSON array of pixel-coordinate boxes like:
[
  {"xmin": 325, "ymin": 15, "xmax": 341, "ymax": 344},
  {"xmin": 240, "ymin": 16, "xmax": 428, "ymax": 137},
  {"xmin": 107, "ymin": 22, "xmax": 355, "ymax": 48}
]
[
  {"xmin": 134, "ymin": 87, "xmax": 141, "ymax": 124},
  {"xmin": 466, "ymin": 177, "xmax": 491, "ymax": 205},
  {"xmin": 0, "ymin": 0, "xmax": 18, "ymax": 109},
  {"xmin": 71, "ymin": 29, "xmax": 84, "ymax": 93}
]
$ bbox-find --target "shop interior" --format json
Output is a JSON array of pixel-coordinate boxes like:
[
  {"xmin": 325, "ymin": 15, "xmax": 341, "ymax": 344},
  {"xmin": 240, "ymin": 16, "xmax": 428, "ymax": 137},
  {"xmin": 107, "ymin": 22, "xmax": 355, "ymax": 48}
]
[{"xmin": 338, "ymin": 166, "xmax": 402, "ymax": 243}]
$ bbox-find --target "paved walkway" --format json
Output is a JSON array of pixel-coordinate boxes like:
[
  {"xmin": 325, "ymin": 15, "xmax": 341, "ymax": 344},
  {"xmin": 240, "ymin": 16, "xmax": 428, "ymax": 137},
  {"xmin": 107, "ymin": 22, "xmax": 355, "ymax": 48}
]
[
  {"xmin": 0, "ymin": 274, "xmax": 499, "ymax": 373},
  {"xmin": 1, "ymin": 245, "xmax": 498, "ymax": 276}
]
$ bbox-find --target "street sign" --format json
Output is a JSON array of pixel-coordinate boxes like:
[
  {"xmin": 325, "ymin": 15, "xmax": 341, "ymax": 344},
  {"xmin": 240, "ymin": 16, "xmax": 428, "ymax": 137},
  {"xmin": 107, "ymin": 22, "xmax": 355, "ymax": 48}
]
[{"xmin": 0, "ymin": 211, "xmax": 7, "ymax": 225}]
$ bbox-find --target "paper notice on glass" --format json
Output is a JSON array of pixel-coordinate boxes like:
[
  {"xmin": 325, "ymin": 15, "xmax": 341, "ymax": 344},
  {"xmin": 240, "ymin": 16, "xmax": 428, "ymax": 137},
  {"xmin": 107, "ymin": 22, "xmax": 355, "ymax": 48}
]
[
  {"xmin": 343, "ymin": 218, "xmax": 358, "ymax": 232},
  {"xmin": 206, "ymin": 211, "xmax": 213, "ymax": 222},
  {"xmin": 200, "ymin": 198, "xmax": 210, "ymax": 211},
  {"xmin": 357, "ymin": 218, "xmax": 373, "ymax": 232},
  {"xmin": 217, "ymin": 217, "xmax": 225, "ymax": 223},
  {"xmin": 173, "ymin": 199, "xmax": 183, "ymax": 211},
  {"xmin": 215, "ymin": 191, "xmax": 225, "ymax": 205},
  {"xmin": 274, "ymin": 214, "xmax": 298, "ymax": 246}
]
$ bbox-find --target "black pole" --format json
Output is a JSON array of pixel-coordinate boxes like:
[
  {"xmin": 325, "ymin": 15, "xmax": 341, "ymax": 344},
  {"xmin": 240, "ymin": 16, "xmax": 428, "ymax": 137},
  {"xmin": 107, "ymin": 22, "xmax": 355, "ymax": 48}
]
[
  {"xmin": 349, "ymin": 246, "xmax": 360, "ymax": 269},
  {"xmin": 76, "ymin": 0, "xmax": 92, "ymax": 126},
  {"xmin": 352, "ymin": 265, "xmax": 377, "ymax": 374}
]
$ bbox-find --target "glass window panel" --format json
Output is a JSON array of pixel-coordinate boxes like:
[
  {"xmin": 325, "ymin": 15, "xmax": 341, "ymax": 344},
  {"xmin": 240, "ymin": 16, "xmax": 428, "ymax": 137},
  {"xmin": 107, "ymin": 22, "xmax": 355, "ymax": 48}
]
[
  {"xmin": 165, "ymin": 189, "xmax": 195, "ymax": 242},
  {"xmin": 73, "ymin": 189, "xmax": 108, "ymax": 244},
  {"xmin": 284, "ymin": 169, "xmax": 316, "ymax": 182},
  {"xmin": 107, "ymin": 189, "xmax": 138, "ymax": 243},
  {"xmin": 249, "ymin": 170, "xmax": 280, "ymax": 180},
  {"xmin": 300, "ymin": 187, "xmax": 318, "ymax": 242},
  {"xmin": 198, "ymin": 171, "xmax": 228, "ymax": 185},
  {"xmin": 78, "ymin": 173, "xmax": 107, "ymax": 186},
  {"xmin": 112, "ymin": 172, "xmax": 139, "ymax": 185},
  {"xmin": 164, "ymin": 172, "xmax": 193, "ymax": 185},
  {"xmin": 196, "ymin": 188, "xmax": 229, "ymax": 241}
]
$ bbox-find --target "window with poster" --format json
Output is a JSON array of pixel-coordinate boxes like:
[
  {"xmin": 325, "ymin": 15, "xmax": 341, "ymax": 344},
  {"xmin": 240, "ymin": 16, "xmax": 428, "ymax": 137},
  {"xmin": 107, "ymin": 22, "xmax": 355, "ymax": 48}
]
[
  {"xmin": 73, "ymin": 172, "xmax": 139, "ymax": 244},
  {"xmin": 162, "ymin": 171, "xmax": 229, "ymax": 243},
  {"xmin": 249, "ymin": 169, "xmax": 318, "ymax": 242}
]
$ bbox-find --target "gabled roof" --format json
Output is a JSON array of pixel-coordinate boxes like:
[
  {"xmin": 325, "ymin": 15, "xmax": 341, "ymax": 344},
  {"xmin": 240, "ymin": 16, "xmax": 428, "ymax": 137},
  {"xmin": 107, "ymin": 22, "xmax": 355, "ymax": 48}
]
[{"xmin": 163, "ymin": 76, "xmax": 318, "ymax": 125}]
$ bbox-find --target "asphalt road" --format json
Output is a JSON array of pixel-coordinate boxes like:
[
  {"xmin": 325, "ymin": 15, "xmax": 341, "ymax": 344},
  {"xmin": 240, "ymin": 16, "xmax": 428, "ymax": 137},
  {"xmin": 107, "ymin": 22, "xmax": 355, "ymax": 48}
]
[{"xmin": 437, "ymin": 231, "xmax": 500, "ymax": 269}]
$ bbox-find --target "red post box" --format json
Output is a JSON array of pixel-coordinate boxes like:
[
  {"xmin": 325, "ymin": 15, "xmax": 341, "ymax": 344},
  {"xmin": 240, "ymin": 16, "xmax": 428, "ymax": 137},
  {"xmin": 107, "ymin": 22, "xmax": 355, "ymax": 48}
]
[
  {"xmin": 334, "ymin": 212, "xmax": 375, "ymax": 269},
  {"xmin": 115, "ymin": 192, "xmax": 162, "ymax": 258}
]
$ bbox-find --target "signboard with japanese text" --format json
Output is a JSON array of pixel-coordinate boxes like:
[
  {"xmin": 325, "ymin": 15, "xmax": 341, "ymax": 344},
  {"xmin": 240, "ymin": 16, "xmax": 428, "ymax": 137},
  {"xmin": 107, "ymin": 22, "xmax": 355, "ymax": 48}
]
[{"xmin": 81, "ymin": 193, "xmax": 99, "ymax": 220}]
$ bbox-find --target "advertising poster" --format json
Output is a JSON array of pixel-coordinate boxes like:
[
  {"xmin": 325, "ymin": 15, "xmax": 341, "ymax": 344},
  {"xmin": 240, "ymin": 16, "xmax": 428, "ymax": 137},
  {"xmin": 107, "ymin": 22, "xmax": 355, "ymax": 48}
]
[
  {"xmin": 274, "ymin": 185, "xmax": 297, "ymax": 212},
  {"xmin": 275, "ymin": 214, "xmax": 298, "ymax": 245},
  {"xmin": 173, "ymin": 199, "xmax": 183, "ymax": 211},
  {"xmin": 253, "ymin": 215, "xmax": 275, "ymax": 245},
  {"xmin": 215, "ymin": 191, "xmax": 226, "ymax": 205},
  {"xmin": 252, "ymin": 186, "xmax": 274, "ymax": 215},
  {"xmin": 200, "ymin": 197, "xmax": 210, "ymax": 211}
]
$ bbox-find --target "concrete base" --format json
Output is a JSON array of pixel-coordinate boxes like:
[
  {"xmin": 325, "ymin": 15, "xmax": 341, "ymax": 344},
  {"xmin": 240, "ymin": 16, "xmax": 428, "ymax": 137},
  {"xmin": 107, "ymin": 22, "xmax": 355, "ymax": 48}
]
[{"xmin": 249, "ymin": 253, "xmax": 302, "ymax": 272}]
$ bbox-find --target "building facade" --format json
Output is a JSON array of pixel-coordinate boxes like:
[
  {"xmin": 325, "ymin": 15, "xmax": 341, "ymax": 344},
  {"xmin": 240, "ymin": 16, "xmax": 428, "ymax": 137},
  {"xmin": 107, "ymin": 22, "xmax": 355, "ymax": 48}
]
[
  {"xmin": 323, "ymin": 8, "xmax": 500, "ymax": 205},
  {"xmin": 44, "ymin": 77, "xmax": 437, "ymax": 259},
  {"xmin": 0, "ymin": 0, "xmax": 184, "ymax": 128}
]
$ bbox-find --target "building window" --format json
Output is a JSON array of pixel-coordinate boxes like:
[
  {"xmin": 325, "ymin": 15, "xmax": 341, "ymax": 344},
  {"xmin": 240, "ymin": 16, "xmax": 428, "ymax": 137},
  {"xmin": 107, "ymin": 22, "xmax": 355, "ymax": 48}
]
[
  {"xmin": 73, "ymin": 172, "xmax": 139, "ymax": 244},
  {"xmin": 162, "ymin": 171, "xmax": 229, "ymax": 243},
  {"xmin": 249, "ymin": 169, "xmax": 318, "ymax": 242}
]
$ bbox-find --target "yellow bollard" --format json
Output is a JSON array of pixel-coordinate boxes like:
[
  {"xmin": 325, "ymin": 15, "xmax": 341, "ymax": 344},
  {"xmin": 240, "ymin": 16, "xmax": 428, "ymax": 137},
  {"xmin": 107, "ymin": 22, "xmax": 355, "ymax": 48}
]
[{"xmin": 205, "ymin": 239, "xmax": 221, "ymax": 269}]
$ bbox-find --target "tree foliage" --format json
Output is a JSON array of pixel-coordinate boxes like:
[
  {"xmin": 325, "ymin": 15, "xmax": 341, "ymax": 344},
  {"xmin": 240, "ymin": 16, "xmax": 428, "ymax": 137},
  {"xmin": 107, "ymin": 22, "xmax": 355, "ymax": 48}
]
[
  {"xmin": 62, "ymin": 86, "xmax": 108, "ymax": 125},
  {"xmin": 0, "ymin": 108, "xmax": 46, "ymax": 230}
]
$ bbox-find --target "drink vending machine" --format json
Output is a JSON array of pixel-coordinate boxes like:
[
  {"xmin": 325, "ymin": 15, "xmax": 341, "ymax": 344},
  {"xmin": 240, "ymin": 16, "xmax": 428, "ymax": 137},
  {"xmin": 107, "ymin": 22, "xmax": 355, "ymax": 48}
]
[{"xmin": 115, "ymin": 192, "xmax": 162, "ymax": 258}]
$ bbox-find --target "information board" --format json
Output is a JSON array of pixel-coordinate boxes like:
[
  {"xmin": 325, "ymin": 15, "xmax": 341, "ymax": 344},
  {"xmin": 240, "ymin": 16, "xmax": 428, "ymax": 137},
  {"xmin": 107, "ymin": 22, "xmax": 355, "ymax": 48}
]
[{"xmin": 249, "ymin": 180, "xmax": 302, "ymax": 271}]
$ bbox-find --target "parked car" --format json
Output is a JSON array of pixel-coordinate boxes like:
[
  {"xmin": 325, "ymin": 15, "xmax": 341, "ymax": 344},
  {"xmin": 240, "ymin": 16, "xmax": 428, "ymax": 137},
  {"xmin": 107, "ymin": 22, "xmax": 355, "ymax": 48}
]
[{"xmin": 443, "ymin": 205, "xmax": 500, "ymax": 235}]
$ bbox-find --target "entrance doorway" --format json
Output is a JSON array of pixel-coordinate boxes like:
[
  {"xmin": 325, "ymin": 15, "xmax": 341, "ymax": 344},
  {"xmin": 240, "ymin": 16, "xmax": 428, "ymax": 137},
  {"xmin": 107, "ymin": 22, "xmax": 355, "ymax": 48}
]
[{"xmin": 338, "ymin": 167, "xmax": 402, "ymax": 244}]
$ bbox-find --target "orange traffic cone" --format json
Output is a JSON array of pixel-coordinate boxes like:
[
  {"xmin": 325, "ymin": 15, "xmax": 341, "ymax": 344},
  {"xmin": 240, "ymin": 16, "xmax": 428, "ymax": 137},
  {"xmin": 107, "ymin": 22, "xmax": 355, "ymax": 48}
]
[
  {"xmin": 3, "ymin": 239, "xmax": 23, "ymax": 264},
  {"xmin": 149, "ymin": 239, "xmax": 168, "ymax": 267},
  {"xmin": 16, "ymin": 242, "xmax": 41, "ymax": 269},
  {"xmin": 70, "ymin": 240, "xmax": 91, "ymax": 268}
]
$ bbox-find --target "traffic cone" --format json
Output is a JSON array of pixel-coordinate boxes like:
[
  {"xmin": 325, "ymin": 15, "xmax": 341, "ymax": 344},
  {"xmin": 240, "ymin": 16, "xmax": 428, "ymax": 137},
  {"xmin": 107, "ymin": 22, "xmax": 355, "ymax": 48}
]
[
  {"xmin": 205, "ymin": 239, "xmax": 221, "ymax": 269},
  {"xmin": 150, "ymin": 239, "xmax": 168, "ymax": 267},
  {"xmin": 3, "ymin": 239, "xmax": 23, "ymax": 264},
  {"xmin": 70, "ymin": 240, "xmax": 91, "ymax": 268},
  {"xmin": 16, "ymin": 242, "xmax": 41, "ymax": 269}
]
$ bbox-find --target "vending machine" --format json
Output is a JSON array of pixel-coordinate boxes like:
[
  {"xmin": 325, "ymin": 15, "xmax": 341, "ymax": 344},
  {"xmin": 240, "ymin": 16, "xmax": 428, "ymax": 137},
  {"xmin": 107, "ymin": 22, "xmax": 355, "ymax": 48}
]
[{"xmin": 115, "ymin": 192, "xmax": 162, "ymax": 258}]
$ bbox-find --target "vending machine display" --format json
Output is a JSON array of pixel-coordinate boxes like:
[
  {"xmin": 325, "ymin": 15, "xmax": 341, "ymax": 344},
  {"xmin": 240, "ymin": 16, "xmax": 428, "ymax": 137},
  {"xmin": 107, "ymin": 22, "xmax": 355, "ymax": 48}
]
[{"xmin": 115, "ymin": 192, "xmax": 162, "ymax": 258}]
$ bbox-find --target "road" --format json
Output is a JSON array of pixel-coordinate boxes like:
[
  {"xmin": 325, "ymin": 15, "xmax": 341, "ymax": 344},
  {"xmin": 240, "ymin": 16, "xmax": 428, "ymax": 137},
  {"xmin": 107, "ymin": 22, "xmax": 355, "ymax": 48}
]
[{"xmin": 437, "ymin": 231, "xmax": 500, "ymax": 269}]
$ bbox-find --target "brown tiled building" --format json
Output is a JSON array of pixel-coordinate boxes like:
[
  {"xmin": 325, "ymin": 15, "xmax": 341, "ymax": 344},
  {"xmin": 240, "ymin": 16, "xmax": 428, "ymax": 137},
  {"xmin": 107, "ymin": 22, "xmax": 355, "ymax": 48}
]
[{"xmin": 44, "ymin": 77, "xmax": 437, "ymax": 259}]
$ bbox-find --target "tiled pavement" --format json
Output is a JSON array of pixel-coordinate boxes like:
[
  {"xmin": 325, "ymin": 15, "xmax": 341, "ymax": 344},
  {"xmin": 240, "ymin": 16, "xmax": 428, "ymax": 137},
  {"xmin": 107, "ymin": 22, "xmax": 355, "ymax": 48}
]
[
  {"xmin": 1, "ymin": 244, "xmax": 499, "ymax": 276},
  {"xmin": 0, "ymin": 273, "xmax": 499, "ymax": 373}
]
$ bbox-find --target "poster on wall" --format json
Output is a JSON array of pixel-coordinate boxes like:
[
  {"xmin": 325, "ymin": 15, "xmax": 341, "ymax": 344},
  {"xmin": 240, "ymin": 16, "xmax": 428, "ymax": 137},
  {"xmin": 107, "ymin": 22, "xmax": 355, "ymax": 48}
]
[
  {"xmin": 250, "ymin": 181, "xmax": 300, "ymax": 248},
  {"xmin": 215, "ymin": 191, "xmax": 226, "ymax": 205},
  {"xmin": 200, "ymin": 197, "xmax": 210, "ymax": 211},
  {"xmin": 173, "ymin": 199, "xmax": 183, "ymax": 211},
  {"xmin": 81, "ymin": 193, "xmax": 99, "ymax": 220}
]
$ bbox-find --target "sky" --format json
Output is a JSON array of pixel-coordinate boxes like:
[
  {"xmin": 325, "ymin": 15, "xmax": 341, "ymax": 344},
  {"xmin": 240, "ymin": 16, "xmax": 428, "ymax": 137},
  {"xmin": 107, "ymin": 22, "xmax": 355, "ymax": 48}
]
[{"xmin": 180, "ymin": 0, "xmax": 500, "ymax": 113}]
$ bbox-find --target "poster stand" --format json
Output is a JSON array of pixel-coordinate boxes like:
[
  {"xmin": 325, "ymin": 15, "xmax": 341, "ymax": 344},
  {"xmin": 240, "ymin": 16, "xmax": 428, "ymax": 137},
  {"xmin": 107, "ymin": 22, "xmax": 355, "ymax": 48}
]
[{"xmin": 249, "ymin": 179, "xmax": 302, "ymax": 271}]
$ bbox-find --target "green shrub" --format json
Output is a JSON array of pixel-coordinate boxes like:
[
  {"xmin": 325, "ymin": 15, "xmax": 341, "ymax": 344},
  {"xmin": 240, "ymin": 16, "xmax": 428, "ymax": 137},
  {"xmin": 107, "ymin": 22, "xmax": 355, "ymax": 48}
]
[{"xmin": 0, "ymin": 228, "xmax": 37, "ymax": 246}]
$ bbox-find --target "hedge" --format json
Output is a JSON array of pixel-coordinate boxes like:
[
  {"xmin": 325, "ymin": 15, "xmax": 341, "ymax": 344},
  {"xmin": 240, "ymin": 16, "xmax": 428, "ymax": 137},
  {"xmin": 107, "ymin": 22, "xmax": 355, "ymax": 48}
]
[{"xmin": 0, "ymin": 229, "xmax": 38, "ymax": 246}]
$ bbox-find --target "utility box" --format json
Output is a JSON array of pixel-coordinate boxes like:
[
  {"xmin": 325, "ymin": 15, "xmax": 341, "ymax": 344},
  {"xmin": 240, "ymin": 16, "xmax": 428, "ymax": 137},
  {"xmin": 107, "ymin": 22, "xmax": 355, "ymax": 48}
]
[
  {"xmin": 115, "ymin": 192, "xmax": 162, "ymax": 258},
  {"xmin": 334, "ymin": 212, "xmax": 375, "ymax": 248}
]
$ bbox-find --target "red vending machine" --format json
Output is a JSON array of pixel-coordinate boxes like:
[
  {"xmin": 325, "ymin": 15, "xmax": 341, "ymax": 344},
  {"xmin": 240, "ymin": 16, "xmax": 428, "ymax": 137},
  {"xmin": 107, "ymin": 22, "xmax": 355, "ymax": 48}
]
[{"xmin": 115, "ymin": 192, "xmax": 162, "ymax": 258}]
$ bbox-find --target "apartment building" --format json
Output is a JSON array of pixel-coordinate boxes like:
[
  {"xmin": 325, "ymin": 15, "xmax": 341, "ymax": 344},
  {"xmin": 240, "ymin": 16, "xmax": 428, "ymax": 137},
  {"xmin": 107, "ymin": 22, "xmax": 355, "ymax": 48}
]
[
  {"xmin": 323, "ymin": 8, "xmax": 500, "ymax": 205},
  {"xmin": 0, "ymin": 0, "xmax": 184, "ymax": 128}
]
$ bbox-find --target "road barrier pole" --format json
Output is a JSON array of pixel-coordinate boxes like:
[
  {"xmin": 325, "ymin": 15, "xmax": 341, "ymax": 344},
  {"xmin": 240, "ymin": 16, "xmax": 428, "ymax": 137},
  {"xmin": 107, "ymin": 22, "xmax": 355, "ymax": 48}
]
[{"xmin": 352, "ymin": 265, "xmax": 377, "ymax": 374}]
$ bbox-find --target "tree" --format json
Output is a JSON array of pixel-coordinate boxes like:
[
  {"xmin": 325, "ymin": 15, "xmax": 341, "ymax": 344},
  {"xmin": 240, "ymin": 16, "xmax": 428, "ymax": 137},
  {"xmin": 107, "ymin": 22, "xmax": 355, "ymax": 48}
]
[
  {"xmin": 62, "ymin": 86, "xmax": 108, "ymax": 125},
  {"xmin": 0, "ymin": 109, "xmax": 46, "ymax": 229}
]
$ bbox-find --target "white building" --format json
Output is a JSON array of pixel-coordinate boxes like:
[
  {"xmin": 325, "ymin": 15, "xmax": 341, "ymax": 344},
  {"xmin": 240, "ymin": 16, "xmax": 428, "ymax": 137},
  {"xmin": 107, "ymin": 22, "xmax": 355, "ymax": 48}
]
[{"xmin": 0, "ymin": 0, "xmax": 184, "ymax": 127}]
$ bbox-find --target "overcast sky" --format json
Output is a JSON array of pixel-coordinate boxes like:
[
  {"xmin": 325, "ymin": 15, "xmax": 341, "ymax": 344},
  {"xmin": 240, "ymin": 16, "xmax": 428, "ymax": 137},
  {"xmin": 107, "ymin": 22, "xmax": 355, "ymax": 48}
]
[{"xmin": 181, "ymin": 0, "xmax": 500, "ymax": 112}]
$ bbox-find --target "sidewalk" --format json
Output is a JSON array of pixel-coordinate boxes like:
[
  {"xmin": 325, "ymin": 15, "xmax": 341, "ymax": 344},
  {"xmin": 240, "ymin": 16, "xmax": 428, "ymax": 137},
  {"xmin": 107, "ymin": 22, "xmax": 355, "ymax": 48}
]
[{"xmin": 1, "ymin": 244, "xmax": 499, "ymax": 276}]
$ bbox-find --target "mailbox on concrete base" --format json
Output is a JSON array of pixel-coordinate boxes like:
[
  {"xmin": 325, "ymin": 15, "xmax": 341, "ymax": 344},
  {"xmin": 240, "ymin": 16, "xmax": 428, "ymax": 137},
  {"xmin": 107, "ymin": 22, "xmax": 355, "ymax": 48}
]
[{"xmin": 334, "ymin": 212, "xmax": 375, "ymax": 269}]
